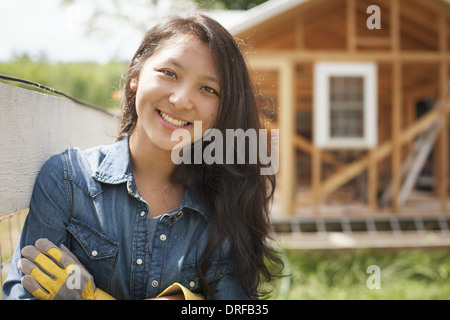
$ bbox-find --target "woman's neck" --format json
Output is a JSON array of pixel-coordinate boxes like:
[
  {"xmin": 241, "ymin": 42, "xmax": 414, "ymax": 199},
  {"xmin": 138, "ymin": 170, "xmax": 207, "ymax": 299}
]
[
  {"xmin": 128, "ymin": 131, "xmax": 185, "ymax": 217},
  {"xmin": 128, "ymin": 131, "xmax": 176, "ymax": 185}
]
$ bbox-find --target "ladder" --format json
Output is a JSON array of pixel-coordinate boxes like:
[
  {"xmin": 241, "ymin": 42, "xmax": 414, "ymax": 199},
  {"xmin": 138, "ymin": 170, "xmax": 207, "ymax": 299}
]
[{"xmin": 380, "ymin": 107, "xmax": 443, "ymax": 207}]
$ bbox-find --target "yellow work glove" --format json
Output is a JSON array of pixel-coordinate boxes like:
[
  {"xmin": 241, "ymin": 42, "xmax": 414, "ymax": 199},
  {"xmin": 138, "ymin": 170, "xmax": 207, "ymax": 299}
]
[
  {"xmin": 157, "ymin": 283, "xmax": 204, "ymax": 300},
  {"xmin": 18, "ymin": 238, "xmax": 115, "ymax": 300}
]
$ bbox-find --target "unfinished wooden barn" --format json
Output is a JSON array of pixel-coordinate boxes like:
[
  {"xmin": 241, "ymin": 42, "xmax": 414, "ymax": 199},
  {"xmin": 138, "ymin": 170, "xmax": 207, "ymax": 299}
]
[{"xmin": 227, "ymin": 0, "xmax": 450, "ymax": 220}]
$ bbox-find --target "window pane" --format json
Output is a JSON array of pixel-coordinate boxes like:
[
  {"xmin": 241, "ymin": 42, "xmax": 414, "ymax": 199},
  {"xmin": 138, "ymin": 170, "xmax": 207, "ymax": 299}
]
[{"xmin": 329, "ymin": 76, "xmax": 364, "ymax": 138}]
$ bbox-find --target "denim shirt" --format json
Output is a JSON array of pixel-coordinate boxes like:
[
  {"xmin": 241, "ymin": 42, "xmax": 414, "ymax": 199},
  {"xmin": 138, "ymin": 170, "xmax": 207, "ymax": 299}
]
[{"xmin": 2, "ymin": 137, "xmax": 249, "ymax": 300}]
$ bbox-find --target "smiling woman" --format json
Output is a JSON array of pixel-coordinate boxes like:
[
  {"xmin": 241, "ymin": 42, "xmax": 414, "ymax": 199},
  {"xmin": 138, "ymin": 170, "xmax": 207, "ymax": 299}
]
[{"xmin": 2, "ymin": 12, "xmax": 282, "ymax": 300}]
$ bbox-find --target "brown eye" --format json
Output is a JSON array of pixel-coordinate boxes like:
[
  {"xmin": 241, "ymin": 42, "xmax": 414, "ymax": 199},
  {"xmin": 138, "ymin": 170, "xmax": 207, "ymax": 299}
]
[
  {"xmin": 202, "ymin": 86, "xmax": 219, "ymax": 96},
  {"xmin": 162, "ymin": 69, "xmax": 177, "ymax": 79}
]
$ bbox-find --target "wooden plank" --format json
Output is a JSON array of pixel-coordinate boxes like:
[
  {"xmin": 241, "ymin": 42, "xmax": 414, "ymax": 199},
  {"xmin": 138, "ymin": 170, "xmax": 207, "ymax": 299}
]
[
  {"xmin": 439, "ymin": 13, "xmax": 448, "ymax": 212},
  {"xmin": 279, "ymin": 60, "xmax": 296, "ymax": 217},
  {"xmin": 400, "ymin": 102, "xmax": 442, "ymax": 143},
  {"xmin": 246, "ymin": 51, "xmax": 450, "ymax": 63},
  {"xmin": 391, "ymin": 60, "xmax": 402, "ymax": 213},
  {"xmin": 438, "ymin": 68, "xmax": 448, "ymax": 212},
  {"xmin": 391, "ymin": 0, "xmax": 400, "ymax": 53},
  {"xmin": 368, "ymin": 149, "xmax": 378, "ymax": 212},
  {"xmin": 390, "ymin": 0, "xmax": 401, "ymax": 212},
  {"xmin": 312, "ymin": 146, "xmax": 321, "ymax": 214},
  {"xmin": 0, "ymin": 83, "xmax": 117, "ymax": 216},
  {"xmin": 347, "ymin": 0, "xmax": 356, "ymax": 52},
  {"xmin": 356, "ymin": 37, "xmax": 392, "ymax": 47}
]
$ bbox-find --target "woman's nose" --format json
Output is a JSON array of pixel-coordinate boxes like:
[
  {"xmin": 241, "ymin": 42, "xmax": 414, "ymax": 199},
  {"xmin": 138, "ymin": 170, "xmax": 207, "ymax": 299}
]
[{"xmin": 168, "ymin": 85, "xmax": 194, "ymax": 110}]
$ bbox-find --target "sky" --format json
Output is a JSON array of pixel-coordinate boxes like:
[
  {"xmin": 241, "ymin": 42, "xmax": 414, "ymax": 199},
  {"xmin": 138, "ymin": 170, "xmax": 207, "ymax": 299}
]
[{"xmin": 0, "ymin": 0, "xmax": 197, "ymax": 63}]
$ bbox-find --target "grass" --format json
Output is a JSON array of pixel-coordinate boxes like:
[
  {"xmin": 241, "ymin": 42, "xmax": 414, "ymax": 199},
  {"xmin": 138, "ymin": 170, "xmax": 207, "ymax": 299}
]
[{"xmin": 263, "ymin": 248, "xmax": 450, "ymax": 300}]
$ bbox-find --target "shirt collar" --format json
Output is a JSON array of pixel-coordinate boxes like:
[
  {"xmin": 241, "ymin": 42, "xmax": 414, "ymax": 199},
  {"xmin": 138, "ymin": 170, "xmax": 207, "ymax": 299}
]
[
  {"xmin": 180, "ymin": 179, "xmax": 210, "ymax": 222},
  {"xmin": 93, "ymin": 137, "xmax": 132, "ymax": 185},
  {"xmin": 93, "ymin": 137, "xmax": 210, "ymax": 221}
]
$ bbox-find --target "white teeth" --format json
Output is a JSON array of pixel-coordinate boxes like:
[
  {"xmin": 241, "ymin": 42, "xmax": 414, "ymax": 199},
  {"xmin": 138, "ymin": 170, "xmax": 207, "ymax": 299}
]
[{"xmin": 159, "ymin": 111, "xmax": 189, "ymax": 127}]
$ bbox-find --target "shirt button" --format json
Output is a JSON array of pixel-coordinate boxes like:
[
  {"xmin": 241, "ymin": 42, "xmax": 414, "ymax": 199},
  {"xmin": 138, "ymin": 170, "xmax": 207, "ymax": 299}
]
[
  {"xmin": 140, "ymin": 211, "xmax": 146, "ymax": 217},
  {"xmin": 91, "ymin": 250, "xmax": 98, "ymax": 257},
  {"xmin": 160, "ymin": 234, "xmax": 167, "ymax": 241},
  {"xmin": 152, "ymin": 280, "xmax": 159, "ymax": 287},
  {"xmin": 136, "ymin": 258, "xmax": 143, "ymax": 265},
  {"xmin": 189, "ymin": 281, "xmax": 196, "ymax": 288}
]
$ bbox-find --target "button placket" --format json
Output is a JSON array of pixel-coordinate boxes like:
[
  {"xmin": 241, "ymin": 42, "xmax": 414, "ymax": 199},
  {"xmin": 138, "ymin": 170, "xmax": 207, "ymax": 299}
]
[{"xmin": 130, "ymin": 205, "xmax": 150, "ymax": 300}]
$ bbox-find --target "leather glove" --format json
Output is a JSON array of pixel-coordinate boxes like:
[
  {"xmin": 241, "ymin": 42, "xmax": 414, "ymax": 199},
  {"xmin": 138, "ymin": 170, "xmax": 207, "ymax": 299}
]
[{"xmin": 18, "ymin": 238, "xmax": 115, "ymax": 300}]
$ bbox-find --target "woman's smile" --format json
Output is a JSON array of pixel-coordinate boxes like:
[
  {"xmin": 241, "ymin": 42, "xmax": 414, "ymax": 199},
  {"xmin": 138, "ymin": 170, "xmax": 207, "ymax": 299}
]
[{"xmin": 157, "ymin": 109, "xmax": 192, "ymax": 129}]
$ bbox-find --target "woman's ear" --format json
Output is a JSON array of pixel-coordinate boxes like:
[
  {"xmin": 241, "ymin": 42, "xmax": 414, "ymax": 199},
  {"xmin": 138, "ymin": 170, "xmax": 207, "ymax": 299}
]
[{"xmin": 130, "ymin": 78, "xmax": 138, "ymax": 92}]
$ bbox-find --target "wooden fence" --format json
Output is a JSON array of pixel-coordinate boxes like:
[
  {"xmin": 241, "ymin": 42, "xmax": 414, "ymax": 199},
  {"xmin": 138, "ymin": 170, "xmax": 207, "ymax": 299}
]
[{"xmin": 0, "ymin": 82, "xmax": 118, "ymax": 292}]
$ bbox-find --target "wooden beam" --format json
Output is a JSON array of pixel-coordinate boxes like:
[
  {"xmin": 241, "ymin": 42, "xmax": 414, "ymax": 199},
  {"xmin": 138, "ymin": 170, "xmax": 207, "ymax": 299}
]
[
  {"xmin": 246, "ymin": 51, "xmax": 450, "ymax": 64},
  {"xmin": 312, "ymin": 146, "xmax": 321, "ymax": 214},
  {"xmin": 391, "ymin": 60, "xmax": 402, "ymax": 213},
  {"xmin": 438, "ymin": 14, "xmax": 448, "ymax": 212},
  {"xmin": 368, "ymin": 149, "xmax": 378, "ymax": 213},
  {"xmin": 391, "ymin": 0, "xmax": 400, "ymax": 53},
  {"xmin": 279, "ymin": 60, "xmax": 296, "ymax": 217},
  {"xmin": 390, "ymin": 0, "xmax": 402, "ymax": 213},
  {"xmin": 347, "ymin": 0, "xmax": 356, "ymax": 52},
  {"xmin": 356, "ymin": 37, "xmax": 391, "ymax": 47}
]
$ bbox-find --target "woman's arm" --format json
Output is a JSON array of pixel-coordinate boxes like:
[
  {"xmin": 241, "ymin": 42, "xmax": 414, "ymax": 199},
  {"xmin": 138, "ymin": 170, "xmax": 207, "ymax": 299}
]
[{"xmin": 2, "ymin": 154, "xmax": 72, "ymax": 299}]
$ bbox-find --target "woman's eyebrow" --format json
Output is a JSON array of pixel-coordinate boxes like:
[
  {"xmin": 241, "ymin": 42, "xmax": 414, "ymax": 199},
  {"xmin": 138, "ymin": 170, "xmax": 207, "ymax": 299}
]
[
  {"xmin": 204, "ymin": 75, "xmax": 219, "ymax": 85},
  {"xmin": 168, "ymin": 59, "xmax": 184, "ymax": 70}
]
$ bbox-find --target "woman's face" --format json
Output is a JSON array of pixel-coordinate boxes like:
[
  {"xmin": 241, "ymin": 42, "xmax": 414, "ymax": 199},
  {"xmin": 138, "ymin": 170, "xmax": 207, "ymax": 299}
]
[{"xmin": 130, "ymin": 35, "xmax": 220, "ymax": 152}]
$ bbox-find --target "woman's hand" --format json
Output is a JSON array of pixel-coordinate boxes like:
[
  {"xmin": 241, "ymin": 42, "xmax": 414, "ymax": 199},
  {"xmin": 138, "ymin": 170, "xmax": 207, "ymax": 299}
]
[{"xmin": 18, "ymin": 238, "xmax": 115, "ymax": 300}]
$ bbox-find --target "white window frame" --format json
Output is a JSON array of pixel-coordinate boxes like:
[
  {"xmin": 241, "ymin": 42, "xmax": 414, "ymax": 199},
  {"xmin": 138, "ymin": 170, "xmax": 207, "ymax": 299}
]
[{"xmin": 314, "ymin": 62, "xmax": 378, "ymax": 149}]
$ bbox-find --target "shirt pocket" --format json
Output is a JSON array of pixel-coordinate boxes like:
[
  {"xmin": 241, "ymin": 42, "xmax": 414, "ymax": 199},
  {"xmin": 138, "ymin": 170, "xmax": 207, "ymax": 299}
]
[
  {"xmin": 67, "ymin": 218, "xmax": 119, "ymax": 291},
  {"xmin": 179, "ymin": 260, "xmax": 228, "ymax": 292}
]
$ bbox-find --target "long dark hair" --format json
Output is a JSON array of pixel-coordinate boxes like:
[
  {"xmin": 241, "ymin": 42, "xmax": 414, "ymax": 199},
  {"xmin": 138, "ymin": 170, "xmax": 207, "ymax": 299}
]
[{"xmin": 118, "ymin": 13, "xmax": 282, "ymax": 299}]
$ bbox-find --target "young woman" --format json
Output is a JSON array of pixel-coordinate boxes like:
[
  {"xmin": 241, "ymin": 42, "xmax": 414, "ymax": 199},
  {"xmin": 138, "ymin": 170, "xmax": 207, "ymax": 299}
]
[{"xmin": 2, "ymin": 13, "xmax": 281, "ymax": 300}]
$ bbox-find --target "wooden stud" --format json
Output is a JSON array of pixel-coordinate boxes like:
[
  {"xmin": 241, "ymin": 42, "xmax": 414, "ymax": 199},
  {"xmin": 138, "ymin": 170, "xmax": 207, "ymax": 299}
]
[
  {"xmin": 279, "ymin": 60, "xmax": 296, "ymax": 217},
  {"xmin": 368, "ymin": 149, "xmax": 378, "ymax": 213},
  {"xmin": 347, "ymin": 0, "xmax": 356, "ymax": 52},
  {"xmin": 391, "ymin": 60, "xmax": 402, "ymax": 213},
  {"xmin": 439, "ymin": 13, "xmax": 448, "ymax": 212},
  {"xmin": 312, "ymin": 146, "xmax": 321, "ymax": 214}
]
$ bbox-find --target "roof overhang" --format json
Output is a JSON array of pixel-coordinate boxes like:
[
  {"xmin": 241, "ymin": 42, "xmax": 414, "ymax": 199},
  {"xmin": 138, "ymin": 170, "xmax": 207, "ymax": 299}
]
[{"xmin": 226, "ymin": 0, "xmax": 309, "ymax": 35}]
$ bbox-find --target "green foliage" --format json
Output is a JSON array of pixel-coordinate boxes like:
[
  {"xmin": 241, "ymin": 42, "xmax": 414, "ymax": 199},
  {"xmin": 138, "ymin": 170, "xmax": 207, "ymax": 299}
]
[
  {"xmin": 265, "ymin": 248, "xmax": 450, "ymax": 300},
  {"xmin": 194, "ymin": 0, "xmax": 269, "ymax": 10},
  {"xmin": 0, "ymin": 55, "xmax": 127, "ymax": 110}
]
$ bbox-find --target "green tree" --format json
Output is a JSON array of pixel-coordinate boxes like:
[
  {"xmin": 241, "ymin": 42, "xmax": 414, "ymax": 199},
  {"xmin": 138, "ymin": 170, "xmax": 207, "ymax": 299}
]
[
  {"xmin": 0, "ymin": 55, "xmax": 126, "ymax": 110},
  {"xmin": 194, "ymin": 0, "xmax": 269, "ymax": 10}
]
